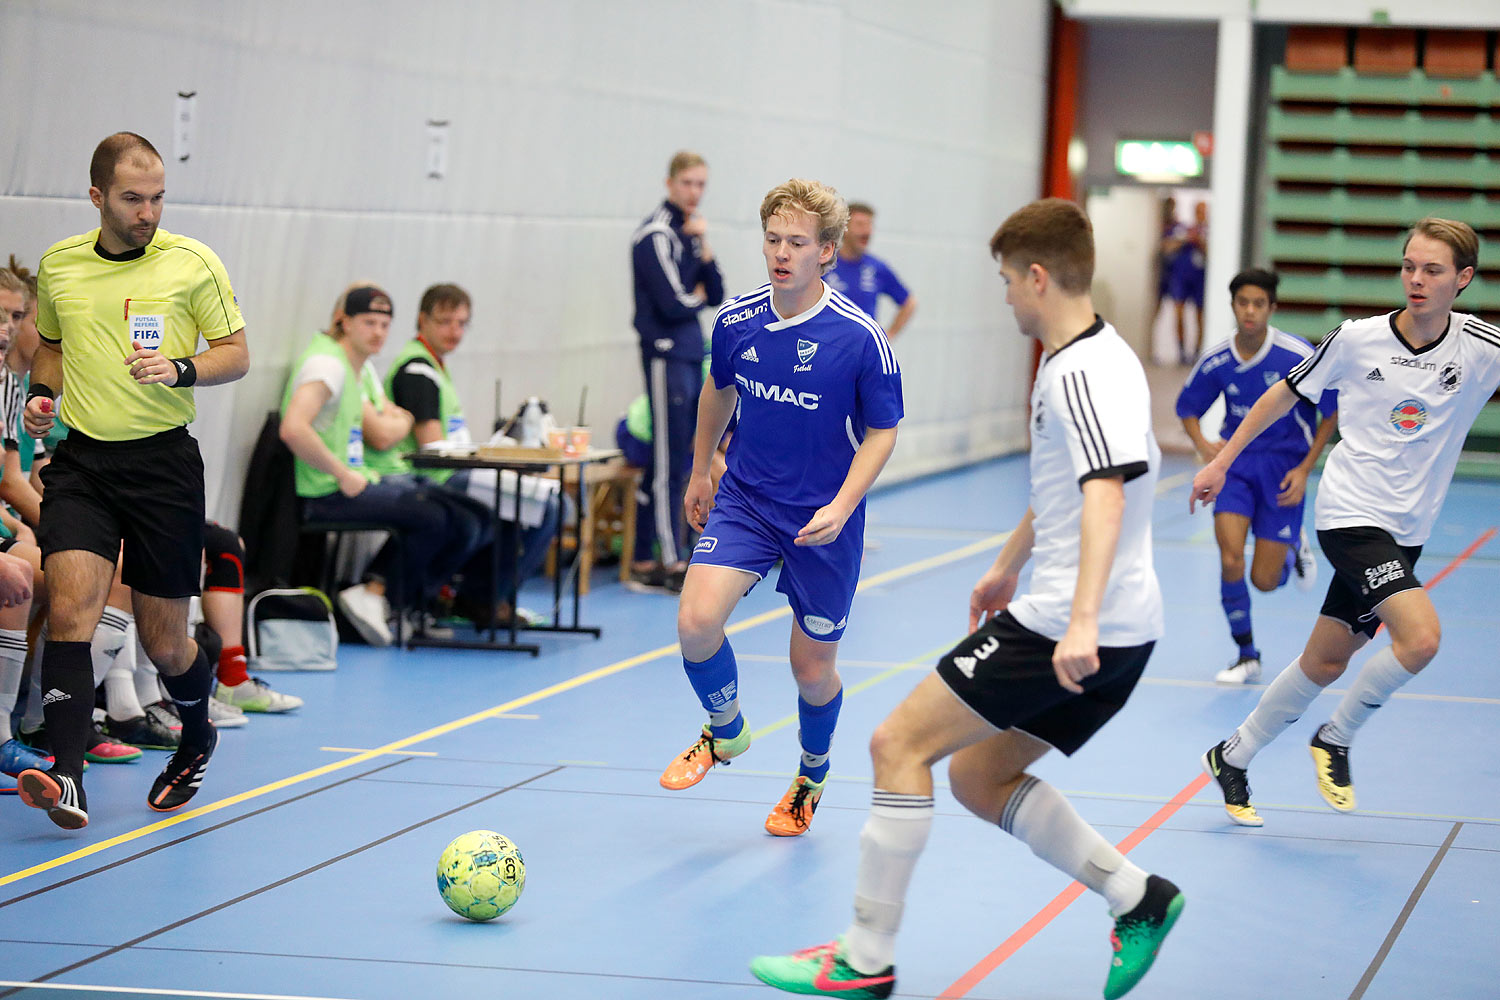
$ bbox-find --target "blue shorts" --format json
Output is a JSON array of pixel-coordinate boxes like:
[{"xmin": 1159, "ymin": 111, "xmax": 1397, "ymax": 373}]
[
  {"xmin": 689, "ymin": 482, "xmax": 864, "ymax": 643},
  {"xmin": 1214, "ymin": 449, "xmax": 1306, "ymax": 543}
]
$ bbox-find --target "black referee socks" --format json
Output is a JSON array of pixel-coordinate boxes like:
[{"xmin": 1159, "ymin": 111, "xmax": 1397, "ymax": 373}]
[
  {"xmin": 39, "ymin": 640, "xmax": 95, "ymax": 777},
  {"xmin": 160, "ymin": 643, "xmax": 215, "ymax": 748}
]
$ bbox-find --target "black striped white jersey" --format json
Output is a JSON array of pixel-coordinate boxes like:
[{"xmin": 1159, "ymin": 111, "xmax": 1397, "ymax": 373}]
[
  {"xmin": 1009, "ymin": 318, "xmax": 1163, "ymax": 646},
  {"xmin": 1287, "ymin": 311, "xmax": 1500, "ymax": 546}
]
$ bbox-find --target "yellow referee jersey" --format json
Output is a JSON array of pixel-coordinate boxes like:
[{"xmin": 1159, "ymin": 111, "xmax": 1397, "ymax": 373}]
[{"xmin": 35, "ymin": 227, "xmax": 244, "ymax": 440}]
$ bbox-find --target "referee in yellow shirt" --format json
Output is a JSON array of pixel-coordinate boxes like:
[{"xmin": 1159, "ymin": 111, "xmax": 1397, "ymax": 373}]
[{"xmin": 15, "ymin": 132, "xmax": 249, "ymax": 830}]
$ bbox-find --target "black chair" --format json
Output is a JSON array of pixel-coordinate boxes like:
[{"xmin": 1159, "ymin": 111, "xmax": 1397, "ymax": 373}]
[
  {"xmin": 298, "ymin": 518, "xmax": 408, "ymax": 647},
  {"xmin": 240, "ymin": 411, "xmax": 410, "ymax": 647}
]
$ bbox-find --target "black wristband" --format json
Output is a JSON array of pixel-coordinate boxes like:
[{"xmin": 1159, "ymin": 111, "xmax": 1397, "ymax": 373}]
[
  {"xmin": 26, "ymin": 383, "xmax": 56, "ymax": 404},
  {"xmin": 169, "ymin": 357, "xmax": 198, "ymax": 388}
]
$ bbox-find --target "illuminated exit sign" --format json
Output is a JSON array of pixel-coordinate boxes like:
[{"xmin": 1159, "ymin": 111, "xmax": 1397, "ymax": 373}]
[{"xmin": 1114, "ymin": 140, "xmax": 1204, "ymax": 181}]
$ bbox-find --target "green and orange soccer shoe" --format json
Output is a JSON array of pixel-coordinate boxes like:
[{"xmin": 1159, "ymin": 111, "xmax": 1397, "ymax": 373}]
[
  {"xmin": 750, "ymin": 939, "xmax": 894, "ymax": 998},
  {"xmin": 750, "ymin": 876, "xmax": 1182, "ymax": 999}
]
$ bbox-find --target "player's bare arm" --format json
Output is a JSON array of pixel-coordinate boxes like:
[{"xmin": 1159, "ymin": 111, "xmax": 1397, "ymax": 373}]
[
  {"xmin": 1191, "ymin": 379, "xmax": 1298, "ymax": 511},
  {"xmin": 795, "ymin": 424, "xmax": 897, "ymax": 547},
  {"xmin": 1055, "ymin": 475, "xmax": 1126, "ymax": 693},
  {"xmin": 125, "ymin": 326, "xmax": 248, "ymax": 387},
  {"xmin": 1276, "ymin": 409, "xmax": 1339, "ymax": 507},
  {"xmin": 684, "ymin": 379, "xmax": 738, "ymax": 531},
  {"xmin": 969, "ymin": 506, "xmax": 1036, "ymax": 632}
]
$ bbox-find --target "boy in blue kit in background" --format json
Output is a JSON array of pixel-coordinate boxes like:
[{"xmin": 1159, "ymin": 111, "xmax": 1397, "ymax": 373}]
[
  {"xmin": 824, "ymin": 203, "xmax": 916, "ymax": 340},
  {"xmin": 630, "ymin": 151, "xmax": 725, "ymax": 591},
  {"xmin": 1177, "ymin": 269, "xmax": 1338, "ymax": 684},
  {"xmin": 658, "ymin": 178, "xmax": 903, "ymax": 837}
]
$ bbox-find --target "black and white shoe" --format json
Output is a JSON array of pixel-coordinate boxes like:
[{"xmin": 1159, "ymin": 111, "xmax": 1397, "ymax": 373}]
[
  {"xmin": 1201, "ymin": 741, "xmax": 1264, "ymax": 827},
  {"xmin": 148, "ymin": 727, "xmax": 218, "ymax": 813},
  {"xmin": 17, "ymin": 768, "xmax": 89, "ymax": 830}
]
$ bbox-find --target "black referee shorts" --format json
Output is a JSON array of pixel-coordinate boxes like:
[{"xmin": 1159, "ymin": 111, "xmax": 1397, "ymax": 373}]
[
  {"xmin": 1317, "ymin": 526, "xmax": 1424, "ymax": 639},
  {"xmin": 38, "ymin": 427, "xmax": 206, "ymax": 599},
  {"xmin": 935, "ymin": 610, "xmax": 1154, "ymax": 756}
]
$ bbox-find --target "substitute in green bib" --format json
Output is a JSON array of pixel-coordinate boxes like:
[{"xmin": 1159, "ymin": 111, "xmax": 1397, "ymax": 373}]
[
  {"xmin": 16, "ymin": 133, "xmax": 250, "ymax": 831},
  {"xmin": 280, "ymin": 285, "xmax": 486, "ymax": 647},
  {"xmin": 378, "ymin": 283, "xmax": 562, "ymax": 629}
]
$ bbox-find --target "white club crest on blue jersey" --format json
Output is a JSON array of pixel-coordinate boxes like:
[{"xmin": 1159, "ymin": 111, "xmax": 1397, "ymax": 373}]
[{"xmin": 797, "ymin": 339, "xmax": 819, "ymax": 365}]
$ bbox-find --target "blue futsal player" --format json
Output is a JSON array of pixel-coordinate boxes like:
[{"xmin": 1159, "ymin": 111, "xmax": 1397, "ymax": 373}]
[
  {"xmin": 1176, "ymin": 268, "xmax": 1338, "ymax": 684},
  {"xmin": 657, "ymin": 178, "xmax": 903, "ymax": 836}
]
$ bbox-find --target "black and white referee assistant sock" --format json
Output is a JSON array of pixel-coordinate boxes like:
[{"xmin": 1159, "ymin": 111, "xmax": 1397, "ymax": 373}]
[
  {"xmin": 0, "ymin": 628, "xmax": 29, "ymax": 743},
  {"xmin": 39, "ymin": 640, "xmax": 96, "ymax": 777},
  {"xmin": 158, "ymin": 642, "xmax": 215, "ymax": 748}
]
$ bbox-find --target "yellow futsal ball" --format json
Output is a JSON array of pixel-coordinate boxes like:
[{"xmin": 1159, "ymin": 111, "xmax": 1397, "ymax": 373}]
[{"xmin": 436, "ymin": 830, "xmax": 526, "ymax": 921}]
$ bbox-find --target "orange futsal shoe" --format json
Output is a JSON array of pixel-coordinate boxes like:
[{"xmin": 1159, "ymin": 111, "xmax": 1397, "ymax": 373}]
[
  {"xmin": 659, "ymin": 722, "xmax": 752, "ymax": 790},
  {"xmin": 765, "ymin": 775, "xmax": 826, "ymax": 837}
]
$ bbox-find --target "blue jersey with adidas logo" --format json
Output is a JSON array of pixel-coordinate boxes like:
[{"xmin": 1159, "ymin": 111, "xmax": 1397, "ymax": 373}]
[
  {"xmin": 1176, "ymin": 327, "xmax": 1336, "ymax": 457},
  {"xmin": 709, "ymin": 282, "xmax": 903, "ymax": 507}
]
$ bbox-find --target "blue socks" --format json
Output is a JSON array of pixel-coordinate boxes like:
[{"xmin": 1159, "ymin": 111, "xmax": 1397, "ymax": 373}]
[
  {"xmin": 1221, "ymin": 577, "xmax": 1258, "ymax": 659},
  {"xmin": 797, "ymin": 689, "xmax": 842, "ymax": 783},
  {"xmin": 683, "ymin": 639, "xmax": 743, "ymax": 739}
]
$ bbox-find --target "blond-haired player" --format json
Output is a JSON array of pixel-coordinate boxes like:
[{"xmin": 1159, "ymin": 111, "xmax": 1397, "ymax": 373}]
[{"xmin": 657, "ymin": 179, "xmax": 903, "ymax": 837}]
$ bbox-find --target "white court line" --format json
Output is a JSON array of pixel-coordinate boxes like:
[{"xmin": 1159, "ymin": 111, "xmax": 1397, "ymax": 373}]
[{"xmin": 0, "ymin": 983, "xmax": 356, "ymax": 1000}]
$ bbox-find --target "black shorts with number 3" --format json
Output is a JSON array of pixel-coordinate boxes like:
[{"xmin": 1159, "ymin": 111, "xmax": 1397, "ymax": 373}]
[
  {"xmin": 935, "ymin": 610, "xmax": 1154, "ymax": 756},
  {"xmin": 1317, "ymin": 526, "xmax": 1423, "ymax": 639},
  {"xmin": 37, "ymin": 427, "xmax": 206, "ymax": 599}
]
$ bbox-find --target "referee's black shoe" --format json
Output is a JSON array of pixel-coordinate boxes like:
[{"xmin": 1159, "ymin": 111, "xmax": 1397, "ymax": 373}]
[
  {"xmin": 17, "ymin": 769, "xmax": 88, "ymax": 830},
  {"xmin": 148, "ymin": 726, "xmax": 218, "ymax": 813}
]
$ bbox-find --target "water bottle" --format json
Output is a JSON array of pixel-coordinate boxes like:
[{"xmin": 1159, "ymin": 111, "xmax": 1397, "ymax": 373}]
[{"xmin": 519, "ymin": 396, "xmax": 544, "ymax": 447}]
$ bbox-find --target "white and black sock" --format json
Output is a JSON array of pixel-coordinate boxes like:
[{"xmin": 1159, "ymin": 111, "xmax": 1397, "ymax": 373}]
[
  {"xmin": 1001, "ymin": 775, "xmax": 1146, "ymax": 916},
  {"xmin": 843, "ymin": 790, "xmax": 934, "ymax": 975},
  {"xmin": 1321, "ymin": 646, "xmax": 1415, "ymax": 747},
  {"xmin": 134, "ymin": 633, "xmax": 166, "ymax": 708},
  {"xmin": 104, "ymin": 622, "xmax": 146, "ymax": 723},
  {"xmin": 0, "ymin": 627, "xmax": 29, "ymax": 743},
  {"xmin": 90, "ymin": 607, "xmax": 132, "ymax": 688},
  {"xmin": 1222, "ymin": 657, "xmax": 1325, "ymax": 769}
]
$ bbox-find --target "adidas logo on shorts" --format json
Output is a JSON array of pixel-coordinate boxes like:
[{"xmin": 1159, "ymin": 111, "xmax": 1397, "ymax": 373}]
[
  {"xmin": 952, "ymin": 655, "xmax": 978, "ymax": 678},
  {"xmin": 1366, "ymin": 368, "xmax": 1384, "ymax": 381},
  {"xmin": 740, "ymin": 346, "xmax": 760, "ymax": 363}
]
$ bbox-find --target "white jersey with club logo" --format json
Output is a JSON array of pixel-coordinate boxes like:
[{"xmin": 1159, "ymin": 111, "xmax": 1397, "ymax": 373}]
[
  {"xmin": 1286, "ymin": 311, "xmax": 1500, "ymax": 546},
  {"xmin": 1008, "ymin": 318, "xmax": 1164, "ymax": 647}
]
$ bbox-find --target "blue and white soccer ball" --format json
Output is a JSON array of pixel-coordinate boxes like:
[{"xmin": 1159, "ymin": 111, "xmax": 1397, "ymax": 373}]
[{"xmin": 436, "ymin": 830, "xmax": 526, "ymax": 921}]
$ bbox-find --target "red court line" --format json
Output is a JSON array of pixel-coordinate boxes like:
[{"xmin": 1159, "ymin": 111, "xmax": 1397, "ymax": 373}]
[
  {"xmin": 1422, "ymin": 526, "xmax": 1496, "ymax": 589},
  {"xmin": 938, "ymin": 525, "xmax": 1494, "ymax": 999},
  {"xmin": 936, "ymin": 773, "xmax": 1210, "ymax": 1000}
]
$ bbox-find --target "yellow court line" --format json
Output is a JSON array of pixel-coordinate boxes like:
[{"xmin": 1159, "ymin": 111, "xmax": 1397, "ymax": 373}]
[
  {"xmin": 1, "ymin": 527, "xmax": 1015, "ymax": 888},
  {"xmin": 5, "ymin": 471, "xmax": 1197, "ymax": 887},
  {"xmin": 317, "ymin": 748, "xmax": 438, "ymax": 757}
]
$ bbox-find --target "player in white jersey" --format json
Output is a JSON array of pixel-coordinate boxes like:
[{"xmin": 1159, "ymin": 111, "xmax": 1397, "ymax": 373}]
[
  {"xmin": 1193, "ymin": 218, "xmax": 1500, "ymax": 826},
  {"xmin": 657, "ymin": 179, "xmax": 904, "ymax": 837},
  {"xmin": 752, "ymin": 199, "xmax": 1181, "ymax": 1000}
]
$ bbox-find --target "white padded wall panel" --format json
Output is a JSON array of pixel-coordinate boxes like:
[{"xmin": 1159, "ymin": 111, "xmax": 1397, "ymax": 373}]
[{"xmin": 2, "ymin": 0, "xmax": 1049, "ymax": 522}]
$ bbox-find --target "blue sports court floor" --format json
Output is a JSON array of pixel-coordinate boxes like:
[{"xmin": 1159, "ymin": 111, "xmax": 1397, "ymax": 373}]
[{"xmin": 2, "ymin": 453, "xmax": 1497, "ymax": 1000}]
